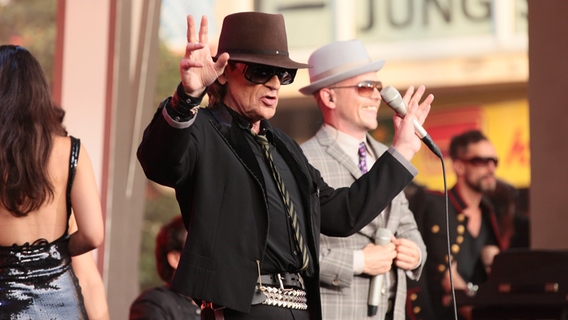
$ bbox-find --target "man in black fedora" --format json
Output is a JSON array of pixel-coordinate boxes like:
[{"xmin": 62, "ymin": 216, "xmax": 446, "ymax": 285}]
[{"xmin": 137, "ymin": 11, "xmax": 430, "ymax": 320}]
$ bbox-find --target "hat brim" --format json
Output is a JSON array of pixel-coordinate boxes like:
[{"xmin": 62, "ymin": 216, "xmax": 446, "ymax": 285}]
[
  {"xmin": 214, "ymin": 52, "xmax": 310, "ymax": 69},
  {"xmin": 299, "ymin": 60, "xmax": 385, "ymax": 95}
]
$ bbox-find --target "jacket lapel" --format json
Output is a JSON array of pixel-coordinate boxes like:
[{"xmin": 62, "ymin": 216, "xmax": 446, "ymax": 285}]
[
  {"xmin": 271, "ymin": 128, "xmax": 311, "ymax": 196},
  {"xmin": 315, "ymin": 127, "xmax": 362, "ymax": 179},
  {"xmin": 209, "ymin": 104, "xmax": 265, "ymax": 189}
]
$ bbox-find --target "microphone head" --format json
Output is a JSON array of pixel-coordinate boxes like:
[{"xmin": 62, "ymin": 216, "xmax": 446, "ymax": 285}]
[
  {"xmin": 380, "ymin": 86, "xmax": 400, "ymax": 104},
  {"xmin": 380, "ymin": 86, "xmax": 407, "ymax": 115}
]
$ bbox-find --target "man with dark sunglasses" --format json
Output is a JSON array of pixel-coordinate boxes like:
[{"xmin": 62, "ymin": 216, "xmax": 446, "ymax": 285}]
[
  {"xmin": 407, "ymin": 129, "xmax": 505, "ymax": 320},
  {"xmin": 299, "ymin": 39, "xmax": 428, "ymax": 320},
  {"xmin": 137, "ymin": 12, "xmax": 431, "ymax": 320}
]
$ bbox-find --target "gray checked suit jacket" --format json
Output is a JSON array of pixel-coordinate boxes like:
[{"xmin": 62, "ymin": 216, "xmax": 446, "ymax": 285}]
[{"xmin": 301, "ymin": 126, "xmax": 427, "ymax": 320}]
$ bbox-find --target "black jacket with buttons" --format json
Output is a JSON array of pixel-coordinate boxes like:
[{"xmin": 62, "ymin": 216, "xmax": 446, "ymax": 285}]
[{"xmin": 137, "ymin": 101, "xmax": 416, "ymax": 319}]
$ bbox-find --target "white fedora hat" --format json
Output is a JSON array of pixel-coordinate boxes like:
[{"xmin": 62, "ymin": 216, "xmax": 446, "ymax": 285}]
[{"xmin": 299, "ymin": 39, "xmax": 385, "ymax": 95}]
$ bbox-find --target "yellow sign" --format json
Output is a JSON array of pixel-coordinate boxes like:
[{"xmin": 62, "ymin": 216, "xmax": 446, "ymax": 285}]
[{"xmin": 412, "ymin": 99, "xmax": 530, "ymax": 191}]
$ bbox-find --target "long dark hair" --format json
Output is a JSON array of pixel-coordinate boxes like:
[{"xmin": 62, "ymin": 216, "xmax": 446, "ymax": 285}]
[{"xmin": 0, "ymin": 45, "xmax": 67, "ymax": 216}]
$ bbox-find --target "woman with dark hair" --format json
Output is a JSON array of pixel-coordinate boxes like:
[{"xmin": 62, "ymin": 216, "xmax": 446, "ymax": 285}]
[
  {"xmin": 0, "ymin": 45, "xmax": 104, "ymax": 318},
  {"xmin": 129, "ymin": 215, "xmax": 201, "ymax": 319}
]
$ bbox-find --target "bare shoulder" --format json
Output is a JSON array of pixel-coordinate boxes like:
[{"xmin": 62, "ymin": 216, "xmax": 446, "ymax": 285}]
[
  {"xmin": 48, "ymin": 135, "xmax": 73, "ymax": 185},
  {"xmin": 51, "ymin": 135, "xmax": 72, "ymax": 157}
]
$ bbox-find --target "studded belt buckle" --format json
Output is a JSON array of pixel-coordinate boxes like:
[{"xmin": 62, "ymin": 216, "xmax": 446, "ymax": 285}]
[
  {"xmin": 255, "ymin": 273, "xmax": 308, "ymax": 310},
  {"xmin": 259, "ymin": 286, "xmax": 308, "ymax": 310}
]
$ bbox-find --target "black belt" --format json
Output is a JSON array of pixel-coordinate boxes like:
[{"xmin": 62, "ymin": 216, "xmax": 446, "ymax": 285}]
[{"xmin": 258, "ymin": 272, "xmax": 305, "ymax": 290}]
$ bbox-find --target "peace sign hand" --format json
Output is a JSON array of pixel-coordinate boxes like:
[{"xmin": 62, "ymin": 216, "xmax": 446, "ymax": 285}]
[{"xmin": 179, "ymin": 15, "xmax": 229, "ymax": 97}]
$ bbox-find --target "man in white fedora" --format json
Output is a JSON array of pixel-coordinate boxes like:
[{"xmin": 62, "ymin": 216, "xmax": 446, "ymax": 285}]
[{"xmin": 299, "ymin": 39, "xmax": 430, "ymax": 320}]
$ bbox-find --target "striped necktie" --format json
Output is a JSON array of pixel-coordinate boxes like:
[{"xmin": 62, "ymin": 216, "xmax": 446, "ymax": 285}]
[
  {"xmin": 358, "ymin": 142, "xmax": 368, "ymax": 174},
  {"xmin": 250, "ymin": 129, "xmax": 310, "ymax": 271}
]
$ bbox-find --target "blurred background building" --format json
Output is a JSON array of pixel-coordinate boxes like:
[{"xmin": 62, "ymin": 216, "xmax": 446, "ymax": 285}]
[{"xmin": 2, "ymin": 0, "xmax": 566, "ymax": 319}]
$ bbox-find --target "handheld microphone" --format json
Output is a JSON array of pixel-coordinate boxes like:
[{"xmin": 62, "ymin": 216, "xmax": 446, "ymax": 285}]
[
  {"xmin": 367, "ymin": 228, "xmax": 392, "ymax": 316},
  {"xmin": 380, "ymin": 86, "xmax": 443, "ymax": 159}
]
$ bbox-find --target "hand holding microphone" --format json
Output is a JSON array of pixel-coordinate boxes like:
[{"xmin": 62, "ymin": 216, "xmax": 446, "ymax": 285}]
[
  {"xmin": 367, "ymin": 228, "xmax": 392, "ymax": 317},
  {"xmin": 380, "ymin": 86, "xmax": 442, "ymax": 159}
]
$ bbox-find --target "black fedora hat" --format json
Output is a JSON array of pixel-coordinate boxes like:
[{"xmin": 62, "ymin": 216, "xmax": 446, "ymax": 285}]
[{"xmin": 213, "ymin": 12, "xmax": 309, "ymax": 69}]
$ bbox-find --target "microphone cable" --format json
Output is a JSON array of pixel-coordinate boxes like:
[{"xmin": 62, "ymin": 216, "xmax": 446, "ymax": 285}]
[
  {"xmin": 380, "ymin": 84, "xmax": 458, "ymax": 319},
  {"xmin": 439, "ymin": 156, "xmax": 459, "ymax": 320}
]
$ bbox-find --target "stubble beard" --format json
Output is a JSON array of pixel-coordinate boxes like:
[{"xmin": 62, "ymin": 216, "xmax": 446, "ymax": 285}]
[{"xmin": 468, "ymin": 174, "xmax": 497, "ymax": 193}]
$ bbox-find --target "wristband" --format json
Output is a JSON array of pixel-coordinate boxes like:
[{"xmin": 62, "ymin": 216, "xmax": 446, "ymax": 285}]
[
  {"xmin": 176, "ymin": 82, "xmax": 206, "ymax": 108},
  {"xmin": 169, "ymin": 83, "xmax": 207, "ymax": 120}
]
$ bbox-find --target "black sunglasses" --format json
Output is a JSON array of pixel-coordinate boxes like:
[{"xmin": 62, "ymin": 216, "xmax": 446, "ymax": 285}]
[
  {"xmin": 241, "ymin": 63, "xmax": 297, "ymax": 85},
  {"xmin": 329, "ymin": 81, "xmax": 383, "ymax": 97},
  {"xmin": 460, "ymin": 156, "xmax": 499, "ymax": 167}
]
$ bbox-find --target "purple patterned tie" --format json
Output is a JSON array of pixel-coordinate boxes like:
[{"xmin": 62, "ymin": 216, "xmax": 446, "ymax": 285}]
[{"xmin": 358, "ymin": 142, "xmax": 368, "ymax": 174}]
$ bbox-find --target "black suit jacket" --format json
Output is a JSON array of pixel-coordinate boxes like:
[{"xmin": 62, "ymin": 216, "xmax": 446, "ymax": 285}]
[
  {"xmin": 407, "ymin": 186, "xmax": 504, "ymax": 320},
  {"xmin": 137, "ymin": 100, "xmax": 416, "ymax": 319}
]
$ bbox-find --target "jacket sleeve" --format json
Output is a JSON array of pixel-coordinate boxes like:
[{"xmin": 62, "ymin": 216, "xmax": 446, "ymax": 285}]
[
  {"xmin": 393, "ymin": 192, "xmax": 427, "ymax": 281},
  {"xmin": 318, "ymin": 247, "xmax": 355, "ymax": 287},
  {"xmin": 317, "ymin": 148, "xmax": 416, "ymax": 238},
  {"xmin": 137, "ymin": 98, "xmax": 200, "ymax": 188}
]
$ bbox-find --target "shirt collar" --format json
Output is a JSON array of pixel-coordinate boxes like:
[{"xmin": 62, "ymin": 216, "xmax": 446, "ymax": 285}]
[
  {"xmin": 221, "ymin": 103, "xmax": 273, "ymax": 136},
  {"xmin": 323, "ymin": 124, "xmax": 374, "ymax": 161}
]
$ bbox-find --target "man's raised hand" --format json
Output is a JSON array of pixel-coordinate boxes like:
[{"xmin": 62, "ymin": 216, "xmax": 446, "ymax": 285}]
[{"xmin": 180, "ymin": 15, "xmax": 229, "ymax": 97}]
